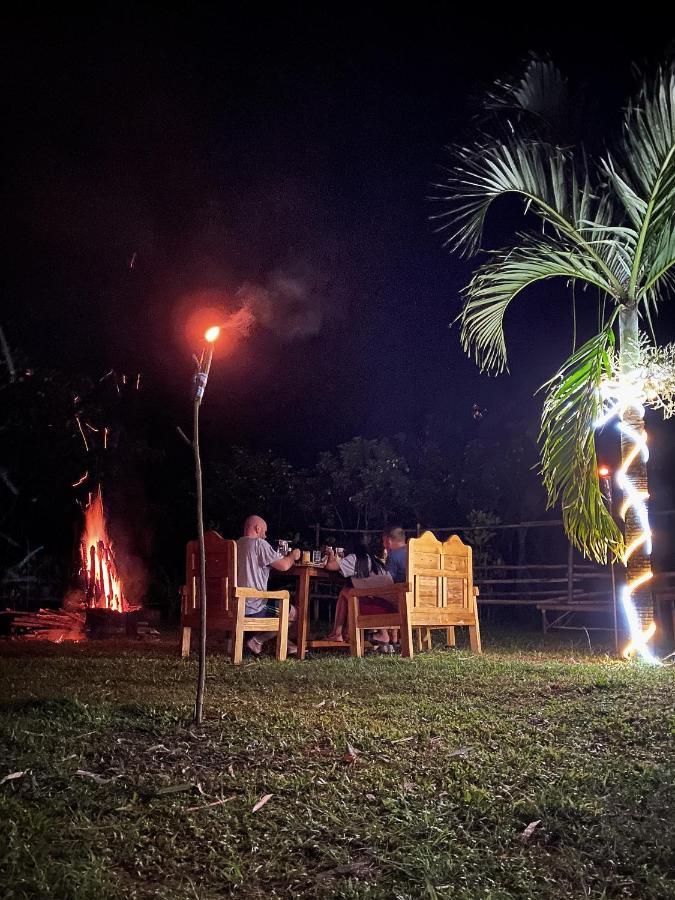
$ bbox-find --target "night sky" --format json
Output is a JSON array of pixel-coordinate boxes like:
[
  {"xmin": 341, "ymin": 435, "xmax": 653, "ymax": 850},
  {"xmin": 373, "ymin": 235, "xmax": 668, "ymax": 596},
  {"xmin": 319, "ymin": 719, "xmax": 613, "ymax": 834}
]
[{"xmin": 6, "ymin": 12, "xmax": 675, "ymax": 476}]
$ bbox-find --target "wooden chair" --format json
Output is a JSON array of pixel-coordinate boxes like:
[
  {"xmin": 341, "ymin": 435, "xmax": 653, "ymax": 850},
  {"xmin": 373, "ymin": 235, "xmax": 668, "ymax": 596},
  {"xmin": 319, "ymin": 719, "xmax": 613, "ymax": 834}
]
[
  {"xmin": 181, "ymin": 530, "xmax": 290, "ymax": 665},
  {"xmin": 347, "ymin": 531, "xmax": 481, "ymax": 657}
]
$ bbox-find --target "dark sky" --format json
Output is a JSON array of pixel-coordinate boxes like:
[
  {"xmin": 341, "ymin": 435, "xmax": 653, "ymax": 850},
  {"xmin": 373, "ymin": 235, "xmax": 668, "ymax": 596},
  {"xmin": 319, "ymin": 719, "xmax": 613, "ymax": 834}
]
[{"xmin": 5, "ymin": 11, "xmax": 675, "ymax": 468}]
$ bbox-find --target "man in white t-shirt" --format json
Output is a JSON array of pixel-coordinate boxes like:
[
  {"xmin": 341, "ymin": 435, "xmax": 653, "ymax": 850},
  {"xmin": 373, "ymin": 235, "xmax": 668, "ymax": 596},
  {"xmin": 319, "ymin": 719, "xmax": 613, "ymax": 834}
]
[{"xmin": 237, "ymin": 515, "xmax": 300, "ymax": 656}]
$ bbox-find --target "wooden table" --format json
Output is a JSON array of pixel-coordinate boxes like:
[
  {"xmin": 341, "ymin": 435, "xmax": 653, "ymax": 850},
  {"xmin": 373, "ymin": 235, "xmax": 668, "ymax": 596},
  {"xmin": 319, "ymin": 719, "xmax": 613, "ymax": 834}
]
[{"xmin": 290, "ymin": 563, "xmax": 345, "ymax": 659}]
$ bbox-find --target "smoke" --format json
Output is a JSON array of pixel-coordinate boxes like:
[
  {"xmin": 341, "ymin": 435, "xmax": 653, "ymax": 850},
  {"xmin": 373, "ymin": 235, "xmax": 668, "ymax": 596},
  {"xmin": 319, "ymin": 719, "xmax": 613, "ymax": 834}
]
[{"xmin": 237, "ymin": 261, "xmax": 339, "ymax": 341}]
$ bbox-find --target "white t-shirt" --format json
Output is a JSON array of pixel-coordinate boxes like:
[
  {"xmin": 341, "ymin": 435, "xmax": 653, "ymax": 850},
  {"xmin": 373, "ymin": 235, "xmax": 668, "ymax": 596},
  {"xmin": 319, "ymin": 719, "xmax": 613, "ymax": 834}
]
[{"xmin": 236, "ymin": 537, "xmax": 282, "ymax": 615}]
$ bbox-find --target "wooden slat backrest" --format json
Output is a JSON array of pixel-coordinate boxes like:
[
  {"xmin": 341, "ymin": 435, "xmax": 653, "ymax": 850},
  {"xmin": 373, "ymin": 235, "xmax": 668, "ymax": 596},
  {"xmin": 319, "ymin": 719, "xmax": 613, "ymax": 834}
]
[
  {"xmin": 185, "ymin": 531, "xmax": 237, "ymax": 617},
  {"xmin": 407, "ymin": 531, "xmax": 474, "ymax": 612}
]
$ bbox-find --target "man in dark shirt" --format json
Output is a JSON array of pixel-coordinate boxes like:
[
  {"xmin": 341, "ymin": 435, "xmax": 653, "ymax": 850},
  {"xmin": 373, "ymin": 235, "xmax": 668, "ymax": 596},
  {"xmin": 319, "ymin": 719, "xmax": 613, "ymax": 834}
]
[{"xmin": 383, "ymin": 525, "xmax": 407, "ymax": 583}]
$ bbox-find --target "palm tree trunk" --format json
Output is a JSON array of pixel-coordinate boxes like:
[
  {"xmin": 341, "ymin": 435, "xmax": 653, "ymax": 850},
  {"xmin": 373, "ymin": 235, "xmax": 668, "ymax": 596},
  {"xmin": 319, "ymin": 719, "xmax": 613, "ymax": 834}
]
[{"xmin": 618, "ymin": 305, "xmax": 652, "ymax": 630}]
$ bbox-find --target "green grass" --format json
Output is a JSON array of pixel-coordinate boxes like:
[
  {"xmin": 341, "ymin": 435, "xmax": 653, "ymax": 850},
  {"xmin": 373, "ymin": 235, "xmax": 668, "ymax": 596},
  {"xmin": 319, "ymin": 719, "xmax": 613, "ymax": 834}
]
[{"xmin": 1, "ymin": 630, "xmax": 674, "ymax": 899}]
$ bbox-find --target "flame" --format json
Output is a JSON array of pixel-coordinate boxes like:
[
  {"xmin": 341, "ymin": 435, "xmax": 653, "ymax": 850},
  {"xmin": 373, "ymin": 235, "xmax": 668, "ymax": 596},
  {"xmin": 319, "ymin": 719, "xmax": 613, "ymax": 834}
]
[
  {"xmin": 80, "ymin": 488, "xmax": 127, "ymax": 612},
  {"xmin": 183, "ymin": 300, "xmax": 255, "ymax": 355}
]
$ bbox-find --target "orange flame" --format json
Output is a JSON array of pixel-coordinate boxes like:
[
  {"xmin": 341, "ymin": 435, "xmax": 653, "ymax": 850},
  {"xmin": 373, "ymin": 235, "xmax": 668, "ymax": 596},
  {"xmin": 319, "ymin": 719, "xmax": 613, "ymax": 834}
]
[
  {"xmin": 184, "ymin": 301, "xmax": 255, "ymax": 355},
  {"xmin": 80, "ymin": 488, "xmax": 127, "ymax": 612}
]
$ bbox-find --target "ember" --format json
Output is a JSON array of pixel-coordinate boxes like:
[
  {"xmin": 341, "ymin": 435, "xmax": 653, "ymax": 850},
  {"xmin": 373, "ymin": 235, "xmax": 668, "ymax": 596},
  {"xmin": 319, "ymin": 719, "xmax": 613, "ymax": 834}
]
[{"xmin": 80, "ymin": 488, "xmax": 127, "ymax": 611}]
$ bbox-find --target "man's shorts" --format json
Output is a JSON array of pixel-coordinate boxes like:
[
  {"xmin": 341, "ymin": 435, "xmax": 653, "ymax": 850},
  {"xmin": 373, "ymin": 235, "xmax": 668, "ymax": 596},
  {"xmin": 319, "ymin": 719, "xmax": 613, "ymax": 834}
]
[{"xmin": 245, "ymin": 601, "xmax": 279, "ymax": 617}]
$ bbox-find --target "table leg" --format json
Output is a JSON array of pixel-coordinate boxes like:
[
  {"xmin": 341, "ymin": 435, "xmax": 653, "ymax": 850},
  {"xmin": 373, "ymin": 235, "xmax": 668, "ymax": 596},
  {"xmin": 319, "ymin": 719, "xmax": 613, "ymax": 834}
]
[{"xmin": 296, "ymin": 569, "xmax": 311, "ymax": 660}]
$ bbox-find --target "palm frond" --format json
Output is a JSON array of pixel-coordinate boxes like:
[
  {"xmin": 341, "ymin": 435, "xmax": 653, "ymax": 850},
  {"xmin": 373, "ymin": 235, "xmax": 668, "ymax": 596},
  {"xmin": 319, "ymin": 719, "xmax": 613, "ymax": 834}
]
[
  {"xmin": 483, "ymin": 56, "xmax": 570, "ymax": 135},
  {"xmin": 639, "ymin": 213, "xmax": 675, "ymax": 305},
  {"xmin": 603, "ymin": 65, "xmax": 675, "ymax": 297},
  {"xmin": 433, "ymin": 139, "xmax": 624, "ymax": 297},
  {"xmin": 459, "ymin": 239, "xmax": 616, "ymax": 373},
  {"xmin": 539, "ymin": 325, "xmax": 624, "ymax": 562}
]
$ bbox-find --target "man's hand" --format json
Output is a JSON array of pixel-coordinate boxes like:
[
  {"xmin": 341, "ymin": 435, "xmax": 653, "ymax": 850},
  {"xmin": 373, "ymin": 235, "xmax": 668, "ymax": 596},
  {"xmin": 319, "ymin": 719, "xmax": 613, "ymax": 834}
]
[{"xmin": 271, "ymin": 546, "xmax": 302, "ymax": 572}]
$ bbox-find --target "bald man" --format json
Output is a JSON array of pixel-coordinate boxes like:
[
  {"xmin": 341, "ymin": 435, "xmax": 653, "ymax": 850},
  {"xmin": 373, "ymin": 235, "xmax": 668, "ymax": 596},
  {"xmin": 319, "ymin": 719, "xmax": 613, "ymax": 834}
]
[{"xmin": 237, "ymin": 515, "xmax": 300, "ymax": 656}]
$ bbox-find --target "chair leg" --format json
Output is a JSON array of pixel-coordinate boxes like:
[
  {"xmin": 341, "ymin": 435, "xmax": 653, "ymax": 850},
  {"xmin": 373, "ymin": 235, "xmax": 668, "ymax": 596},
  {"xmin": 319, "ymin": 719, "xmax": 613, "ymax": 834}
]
[
  {"xmin": 423, "ymin": 627, "xmax": 432, "ymax": 651},
  {"xmin": 232, "ymin": 625, "xmax": 245, "ymax": 665},
  {"xmin": 181, "ymin": 626, "xmax": 191, "ymax": 658},
  {"xmin": 276, "ymin": 597, "xmax": 289, "ymax": 661},
  {"xmin": 469, "ymin": 618, "xmax": 482, "ymax": 654},
  {"xmin": 415, "ymin": 628, "xmax": 423, "ymax": 652},
  {"xmin": 446, "ymin": 626, "xmax": 456, "ymax": 648},
  {"xmin": 399, "ymin": 616, "xmax": 414, "ymax": 659},
  {"xmin": 348, "ymin": 595, "xmax": 363, "ymax": 657}
]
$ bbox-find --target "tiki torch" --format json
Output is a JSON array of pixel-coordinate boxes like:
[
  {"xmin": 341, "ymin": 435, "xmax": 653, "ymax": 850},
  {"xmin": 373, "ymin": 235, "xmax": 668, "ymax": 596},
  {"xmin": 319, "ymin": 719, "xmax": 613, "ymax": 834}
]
[{"xmin": 193, "ymin": 325, "xmax": 220, "ymax": 726}]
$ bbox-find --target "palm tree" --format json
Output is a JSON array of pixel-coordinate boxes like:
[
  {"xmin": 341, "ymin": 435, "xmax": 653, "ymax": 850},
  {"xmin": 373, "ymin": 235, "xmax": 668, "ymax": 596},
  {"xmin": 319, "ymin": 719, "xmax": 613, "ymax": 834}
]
[{"xmin": 434, "ymin": 59, "xmax": 675, "ymax": 661}]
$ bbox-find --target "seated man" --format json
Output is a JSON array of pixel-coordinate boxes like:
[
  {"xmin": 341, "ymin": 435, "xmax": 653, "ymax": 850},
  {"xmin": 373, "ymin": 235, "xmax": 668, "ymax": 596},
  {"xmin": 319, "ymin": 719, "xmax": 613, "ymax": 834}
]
[
  {"xmin": 383, "ymin": 525, "xmax": 407, "ymax": 583},
  {"xmin": 378, "ymin": 525, "xmax": 408, "ymax": 647},
  {"xmin": 237, "ymin": 514, "xmax": 300, "ymax": 656}
]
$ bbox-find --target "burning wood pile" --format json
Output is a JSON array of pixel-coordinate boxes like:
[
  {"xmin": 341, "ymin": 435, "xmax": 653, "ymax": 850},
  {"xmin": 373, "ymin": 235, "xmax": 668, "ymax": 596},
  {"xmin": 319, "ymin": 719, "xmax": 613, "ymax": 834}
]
[
  {"xmin": 80, "ymin": 488, "xmax": 127, "ymax": 612},
  {"xmin": 2, "ymin": 487, "xmax": 146, "ymax": 641}
]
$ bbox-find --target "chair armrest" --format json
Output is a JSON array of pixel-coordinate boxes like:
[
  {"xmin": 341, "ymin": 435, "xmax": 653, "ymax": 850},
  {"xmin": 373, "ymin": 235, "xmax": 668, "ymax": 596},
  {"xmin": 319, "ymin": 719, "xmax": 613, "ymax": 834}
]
[
  {"xmin": 473, "ymin": 586, "xmax": 479, "ymax": 596},
  {"xmin": 235, "ymin": 588, "xmax": 290, "ymax": 600},
  {"xmin": 345, "ymin": 583, "xmax": 410, "ymax": 599}
]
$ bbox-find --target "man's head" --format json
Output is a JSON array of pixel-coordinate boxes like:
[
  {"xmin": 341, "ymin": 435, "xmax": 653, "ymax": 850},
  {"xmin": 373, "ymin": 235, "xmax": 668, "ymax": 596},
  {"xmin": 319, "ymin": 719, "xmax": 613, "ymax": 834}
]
[
  {"xmin": 243, "ymin": 515, "xmax": 268, "ymax": 539},
  {"xmin": 382, "ymin": 525, "xmax": 406, "ymax": 551}
]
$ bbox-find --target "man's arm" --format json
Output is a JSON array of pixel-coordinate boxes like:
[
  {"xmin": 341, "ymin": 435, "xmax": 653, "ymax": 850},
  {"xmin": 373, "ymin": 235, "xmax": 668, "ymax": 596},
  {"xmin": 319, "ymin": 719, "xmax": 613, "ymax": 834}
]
[
  {"xmin": 323, "ymin": 548, "xmax": 341, "ymax": 571},
  {"xmin": 270, "ymin": 548, "xmax": 301, "ymax": 572}
]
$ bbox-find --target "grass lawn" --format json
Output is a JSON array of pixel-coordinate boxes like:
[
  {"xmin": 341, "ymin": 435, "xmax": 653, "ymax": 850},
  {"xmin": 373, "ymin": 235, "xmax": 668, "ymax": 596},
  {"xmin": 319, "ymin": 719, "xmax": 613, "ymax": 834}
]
[{"xmin": 1, "ymin": 629, "xmax": 674, "ymax": 899}]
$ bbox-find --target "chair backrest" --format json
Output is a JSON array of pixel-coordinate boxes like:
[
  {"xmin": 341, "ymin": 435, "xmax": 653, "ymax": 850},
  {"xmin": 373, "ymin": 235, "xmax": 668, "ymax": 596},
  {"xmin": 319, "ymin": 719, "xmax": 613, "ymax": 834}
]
[
  {"xmin": 183, "ymin": 531, "xmax": 237, "ymax": 619},
  {"xmin": 407, "ymin": 531, "xmax": 475, "ymax": 613}
]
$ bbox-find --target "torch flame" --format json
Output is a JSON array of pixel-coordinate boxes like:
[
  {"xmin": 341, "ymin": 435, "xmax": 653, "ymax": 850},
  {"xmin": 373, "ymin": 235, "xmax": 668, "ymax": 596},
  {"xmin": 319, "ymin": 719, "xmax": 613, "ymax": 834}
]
[
  {"xmin": 204, "ymin": 325, "xmax": 221, "ymax": 343},
  {"xmin": 80, "ymin": 488, "xmax": 127, "ymax": 612}
]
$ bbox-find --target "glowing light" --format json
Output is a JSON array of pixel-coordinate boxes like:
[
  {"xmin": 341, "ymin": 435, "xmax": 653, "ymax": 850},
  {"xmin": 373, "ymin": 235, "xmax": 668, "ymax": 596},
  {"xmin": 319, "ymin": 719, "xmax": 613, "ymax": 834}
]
[
  {"xmin": 595, "ymin": 380, "xmax": 659, "ymax": 663},
  {"xmin": 204, "ymin": 326, "xmax": 221, "ymax": 343},
  {"xmin": 75, "ymin": 417, "xmax": 89, "ymax": 452},
  {"xmin": 71, "ymin": 471, "xmax": 88, "ymax": 488}
]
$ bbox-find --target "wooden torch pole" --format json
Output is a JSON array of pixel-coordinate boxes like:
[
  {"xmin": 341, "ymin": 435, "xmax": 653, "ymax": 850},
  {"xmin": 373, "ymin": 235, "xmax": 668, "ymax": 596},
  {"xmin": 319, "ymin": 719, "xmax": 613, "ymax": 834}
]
[{"xmin": 193, "ymin": 340, "xmax": 215, "ymax": 726}]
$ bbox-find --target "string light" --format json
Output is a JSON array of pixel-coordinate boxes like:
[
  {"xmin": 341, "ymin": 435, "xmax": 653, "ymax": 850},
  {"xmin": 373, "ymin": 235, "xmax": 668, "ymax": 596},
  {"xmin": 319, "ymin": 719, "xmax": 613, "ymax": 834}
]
[{"xmin": 594, "ymin": 381, "xmax": 660, "ymax": 664}]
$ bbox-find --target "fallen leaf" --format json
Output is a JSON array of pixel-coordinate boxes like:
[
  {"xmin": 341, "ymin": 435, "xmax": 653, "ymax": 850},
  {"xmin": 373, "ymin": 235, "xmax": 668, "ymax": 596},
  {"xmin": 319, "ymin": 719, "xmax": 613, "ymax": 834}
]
[
  {"xmin": 520, "ymin": 820, "xmax": 542, "ymax": 843},
  {"xmin": 185, "ymin": 795, "xmax": 236, "ymax": 813},
  {"xmin": 75, "ymin": 770, "xmax": 113, "ymax": 785},
  {"xmin": 155, "ymin": 782, "xmax": 194, "ymax": 796},
  {"xmin": 319, "ymin": 859, "xmax": 375, "ymax": 879},
  {"xmin": 252, "ymin": 793, "xmax": 273, "ymax": 813},
  {"xmin": 342, "ymin": 743, "xmax": 360, "ymax": 764},
  {"xmin": 1, "ymin": 771, "xmax": 28, "ymax": 785},
  {"xmin": 448, "ymin": 746, "xmax": 474, "ymax": 758}
]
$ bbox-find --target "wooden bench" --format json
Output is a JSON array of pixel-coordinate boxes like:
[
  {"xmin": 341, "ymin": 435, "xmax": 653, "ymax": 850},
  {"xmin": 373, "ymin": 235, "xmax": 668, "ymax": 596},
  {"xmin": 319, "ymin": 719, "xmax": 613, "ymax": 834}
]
[{"xmin": 537, "ymin": 601, "xmax": 613, "ymax": 633}]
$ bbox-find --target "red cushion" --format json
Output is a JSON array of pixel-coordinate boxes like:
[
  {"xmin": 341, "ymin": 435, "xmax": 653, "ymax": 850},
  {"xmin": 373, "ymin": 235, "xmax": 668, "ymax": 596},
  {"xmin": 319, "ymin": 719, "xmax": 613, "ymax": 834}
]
[{"xmin": 358, "ymin": 597, "xmax": 397, "ymax": 616}]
